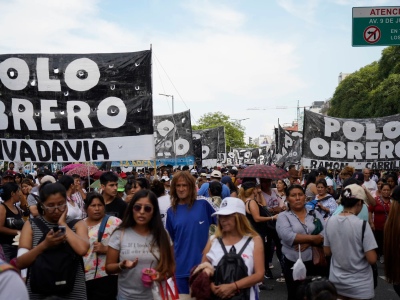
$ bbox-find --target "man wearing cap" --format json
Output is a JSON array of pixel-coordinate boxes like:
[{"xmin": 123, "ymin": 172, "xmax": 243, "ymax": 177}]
[
  {"xmin": 1, "ymin": 171, "xmax": 15, "ymax": 185},
  {"xmin": 197, "ymin": 170, "xmax": 230, "ymax": 199},
  {"xmin": 161, "ymin": 176, "xmax": 171, "ymax": 194}
]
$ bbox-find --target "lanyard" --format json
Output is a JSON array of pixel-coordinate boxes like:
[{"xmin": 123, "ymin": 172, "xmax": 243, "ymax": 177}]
[
  {"xmin": 290, "ymin": 211, "xmax": 309, "ymax": 234},
  {"xmin": 378, "ymin": 196, "xmax": 390, "ymax": 219}
]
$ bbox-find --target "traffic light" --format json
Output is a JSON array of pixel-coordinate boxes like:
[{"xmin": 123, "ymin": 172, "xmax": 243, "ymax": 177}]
[{"xmin": 249, "ymin": 137, "xmax": 253, "ymax": 144}]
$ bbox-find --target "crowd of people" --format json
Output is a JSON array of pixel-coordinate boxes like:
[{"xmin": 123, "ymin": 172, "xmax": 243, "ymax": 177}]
[{"xmin": 0, "ymin": 161, "xmax": 399, "ymax": 299}]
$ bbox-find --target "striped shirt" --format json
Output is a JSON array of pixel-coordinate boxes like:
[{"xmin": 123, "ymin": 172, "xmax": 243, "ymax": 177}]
[{"xmin": 27, "ymin": 216, "xmax": 86, "ymax": 300}]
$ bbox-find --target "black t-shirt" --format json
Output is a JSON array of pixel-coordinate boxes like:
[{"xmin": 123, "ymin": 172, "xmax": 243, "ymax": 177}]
[{"xmin": 105, "ymin": 197, "xmax": 127, "ymax": 219}]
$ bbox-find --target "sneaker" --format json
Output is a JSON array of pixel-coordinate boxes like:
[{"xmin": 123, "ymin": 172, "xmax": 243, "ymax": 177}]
[
  {"xmin": 269, "ymin": 263, "xmax": 274, "ymax": 269},
  {"xmin": 259, "ymin": 283, "xmax": 274, "ymax": 291},
  {"xmin": 264, "ymin": 269, "xmax": 274, "ymax": 279},
  {"xmin": 380, "ymin": 256, "xmax": 384, "ymax": 264}
]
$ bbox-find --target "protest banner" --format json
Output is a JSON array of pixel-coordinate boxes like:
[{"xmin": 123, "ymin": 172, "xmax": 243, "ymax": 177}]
[
  {"xmin": 0, "ymin": 51, "xmax": 154, "ymax": 162},
  {"xmin": 193, "ymin": 126, "xmax": 226, "ymax": 167},
  {"xmin": 275, "ymin": 125, "xmax": 302, "ymax": 165},
  {"xmin": 303, "ymin": 110, "xmax": 400, "ymax": 169},
  {"xmin": 154, "ymin": 110, "xmax": 194, "ymax": 166}
]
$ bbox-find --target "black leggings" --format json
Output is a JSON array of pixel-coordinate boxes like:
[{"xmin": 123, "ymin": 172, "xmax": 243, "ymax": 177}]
[
  {"xmin": 266, "ymin": 228, "xmax": 284, "ymax": 271},
  {"xmin": 394, "ymin": 284, "xmax": 400, "ymax": 297}
]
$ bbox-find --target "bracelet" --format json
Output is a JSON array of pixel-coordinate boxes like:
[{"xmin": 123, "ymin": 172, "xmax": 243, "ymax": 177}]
[
  {"xmin": 118, "ymin": 262, "xmax": 124, "ymax": 271},
  {"xmin": 234, "ymin": 282, "xmax": 240, "ymax": 294}
]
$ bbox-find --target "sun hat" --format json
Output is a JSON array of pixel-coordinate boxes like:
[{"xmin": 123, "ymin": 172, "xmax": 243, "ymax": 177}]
[{"xmin": 211, "ymin": 197, "xmax": 246, "ymax": 216}]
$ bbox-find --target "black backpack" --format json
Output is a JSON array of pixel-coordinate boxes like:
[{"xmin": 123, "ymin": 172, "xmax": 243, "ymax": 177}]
[
  {"xmin": 28, "ymin": 218, "xmax": 82, "ymax": 295},
  {"xmin": 213, "ymin": 237, "xmax": 252, "ymax": 300}
]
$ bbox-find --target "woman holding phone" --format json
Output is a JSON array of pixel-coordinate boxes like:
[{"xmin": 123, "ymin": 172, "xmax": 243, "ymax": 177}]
[{"xmin": 16, "ymin": 182, "xmax": 89, "ymax": 299}]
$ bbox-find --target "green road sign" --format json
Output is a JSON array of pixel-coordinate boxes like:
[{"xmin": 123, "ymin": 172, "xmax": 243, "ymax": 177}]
[{"xmin": 352, "ymin": 6, "xmax": 400, "ymax": 46}]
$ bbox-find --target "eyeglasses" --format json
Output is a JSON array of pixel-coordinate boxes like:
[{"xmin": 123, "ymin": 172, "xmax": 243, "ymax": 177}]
[
  {"xmin": 42, "ymin": 203, "xmax": 67, "ymax": 213},
  {"xmin": 133, "ymin": 204, "xmax": 153, "ymax": 213}
]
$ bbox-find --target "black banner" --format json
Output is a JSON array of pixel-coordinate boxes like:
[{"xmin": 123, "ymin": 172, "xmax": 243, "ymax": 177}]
[
  {"xmin": 303, "ymin": 110, "xmax": 400, "ymax": 169},
  {"xmin": 154, "ymin": 110, "xmax": 194, "ymax": 166},
  {"xmin": 0, "ymin": 51, "xmax": 154, "ymax": 162},
  {"xmin": 193, "ymin": 126, "xmax": 226, "ymax": 167},
  {"xmin": 275, "ymin": 125, "xmax": 302, "ymax": 165}
]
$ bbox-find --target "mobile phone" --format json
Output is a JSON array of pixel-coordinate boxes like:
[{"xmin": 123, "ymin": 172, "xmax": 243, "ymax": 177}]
[{"xmin": 58, "ymin": 226, "xmax": 66, "ymax": 235}]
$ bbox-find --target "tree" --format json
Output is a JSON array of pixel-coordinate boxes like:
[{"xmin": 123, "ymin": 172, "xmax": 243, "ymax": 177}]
[
  {"xmin": 328, "ymin": 46, "xmax": 400, "ymax": 118},
  {"xmin": 192, "ymin": 112, "xmax": 246, "ymax": 149}
]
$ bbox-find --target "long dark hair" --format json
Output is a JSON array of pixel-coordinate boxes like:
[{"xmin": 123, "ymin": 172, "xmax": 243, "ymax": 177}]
[
  {"xmin": 118, "ymin": 189, "xmax": 175, "ymax": 276},
  {"xmin": 305, "ymin": 171, "xmax": 318, "ymax": 188},
  {"xmin": 0, "ymin": 182, "xmax": 19, "ymax": 201}
]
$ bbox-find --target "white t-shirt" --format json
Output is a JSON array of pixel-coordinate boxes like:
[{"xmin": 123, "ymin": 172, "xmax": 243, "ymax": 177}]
[
  {"xmin": 66, "ymin": 199, "xmax": 83, "ymax": 222},
  {"xmin": 157, "ymin": 194, "xmax": 171, "ymax": 228},
  {"xmin": 206, "ymin": 235, "xmax": 258, "ymax": 300},
  {"xmin": 363, "ymin": 180, "xmax": 377, "ymax": 193}
]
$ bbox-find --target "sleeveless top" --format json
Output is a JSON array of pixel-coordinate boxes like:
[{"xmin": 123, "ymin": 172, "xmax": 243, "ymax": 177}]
[
  {"xmin": 27, "ymin": 216, "xmax": 86, "ymax": 300},
  {"xmin": 245, "ymin": 199, "xmax": 269, "ymax": 236},
  {"xmin": 206, "ymin": 235, "xmax": 258, "ymax": 300},
  {"xmin": 305, "ymin": 184, "xmax": 316, "ymax": 201},
  {"xmin": 0, "ymin": 203, "xmax": 22, "ymax": 244}
]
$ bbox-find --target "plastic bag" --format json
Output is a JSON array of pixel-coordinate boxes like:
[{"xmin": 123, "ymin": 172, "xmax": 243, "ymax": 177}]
[
  {"xmin": 292, "ymin": 247, "xmax": 306, "ymax": 281},
  {"xmin": 151, "ymin": 282, "xmax": 162, "ymax": 300}
]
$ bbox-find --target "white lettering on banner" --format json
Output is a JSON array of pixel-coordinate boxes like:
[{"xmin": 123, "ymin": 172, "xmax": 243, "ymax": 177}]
[
  {"xmin": 64, "ymin": 58, "xmax": 100, "ymax": 92},
  {"xmin": 309, "ymin": 116, "xmax": 400, "ymax": 161},
  {"xmin": 12, "ymin": 98, "xmax": 37, "ymax": 130},
  {"xmin": 1, "ymin": 97, "xmax": 128, "ymax": 131},
  {"xmin": 0, "ymin": 58, "xmax": 29, "ymax": 90},
  {"xmin": 67, "ymin": 101, "xmax": 92, "ymax": 129},
  {"xmin": 303, "ymin": 158, "xmax": 400, "ymax": 171},
  {"xmin": 0, "ymin": 135, "xmax": 155, "ymax": 162},
  {"xmin": 0, "ymin": 101, "xmax": 6, "ymax": 130},
  {"xmin": 0, "ymin": 57, "xmax": 100, "ymax": 92},
  {"xmin": 37, "ymin": 58, "xmax": 61, "ymax": 92}
]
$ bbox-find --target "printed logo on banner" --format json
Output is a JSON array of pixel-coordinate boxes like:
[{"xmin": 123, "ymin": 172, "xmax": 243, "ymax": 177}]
[
  {"xmin": 0, "ymin": 51, "xmax": 154, "ymax": 162},
  {"xmin": 154, "ymin": 110, "xmax": 194, "ymax": 166},
  {"xmin": 193, "ymin": 126, "xmax": 226, "ymax": 167},
  {"xmin": 302, "ymin": 110, "xmax": 400, "ymax": 169}
]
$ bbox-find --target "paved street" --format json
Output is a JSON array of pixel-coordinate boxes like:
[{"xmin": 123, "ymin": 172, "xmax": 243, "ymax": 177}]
[{"xmin": 259, "ymin": 255, "xmax": 399, "ymax": 300}]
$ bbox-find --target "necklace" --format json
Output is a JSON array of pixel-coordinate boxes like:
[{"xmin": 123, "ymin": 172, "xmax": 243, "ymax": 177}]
[{"xmin": 342, "ymin": 211, "xmax": 355, "ymax": 215}]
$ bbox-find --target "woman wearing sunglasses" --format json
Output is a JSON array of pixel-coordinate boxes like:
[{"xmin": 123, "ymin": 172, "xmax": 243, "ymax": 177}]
[
  {"xmin": 106, "ymin": 189, "xmax": 175, "ymax": 300},
  {"xmin": 16, "ymin": 181, "xmax": 89, "ymax": 299}
]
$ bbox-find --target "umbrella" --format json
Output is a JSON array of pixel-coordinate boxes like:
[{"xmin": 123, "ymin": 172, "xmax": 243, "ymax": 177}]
[
  {"xmin": 92, "ymin": 170, "xmax": 105, "ymax": 180},
  {"xmin": 66, "ymin": 165, "xmax": 98, "ymax": 177},
  {"xmin": 90, "ymin": 177, "xmax": 127, "ymax": 189},
  {"xmin": 237, "ymin": 165, "xmax": 289, "ymax": 180},
  {"xmin": 61, "ymin": 163, "xmax": 84, "ymax": 173}
]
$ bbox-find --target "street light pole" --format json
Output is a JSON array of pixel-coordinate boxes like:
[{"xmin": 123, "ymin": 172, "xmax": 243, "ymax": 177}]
[{"xmin": 159, "ymin": 93, "xmax": 174, "ymax": 114}]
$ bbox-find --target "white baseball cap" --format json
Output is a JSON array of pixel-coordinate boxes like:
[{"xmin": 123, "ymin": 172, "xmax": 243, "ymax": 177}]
[
  {"xmin": 211, "ymin": 197, "xmax": 246, "ymax": 217},
  {"xmin": 161, "ymin": 176, "xmax": 170, "ymax": 182},
  {"xmin": 210, "ymin": 170, "xmax": 222, "ymax": 178}
]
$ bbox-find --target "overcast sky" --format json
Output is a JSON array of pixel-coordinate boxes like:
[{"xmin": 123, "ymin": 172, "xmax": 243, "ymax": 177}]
[{"xmin": 0, "ymin": 0, "xmax": 389, "ymax": 138}]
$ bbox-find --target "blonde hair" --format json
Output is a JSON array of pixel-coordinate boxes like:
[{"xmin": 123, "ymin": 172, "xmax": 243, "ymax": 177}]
[
  {"xmin": 238, "ymin": 187, "xmax": 255, "ymax": 202},
  {"xmin": 213, "ymin": 213, "xmax": 258, "ymax": 239}
]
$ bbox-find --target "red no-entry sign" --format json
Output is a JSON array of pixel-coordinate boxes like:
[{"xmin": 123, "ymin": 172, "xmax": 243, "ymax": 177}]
[{"xmin": 363, "ymin": 26, "xmax": 381, "ymax": 44}]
